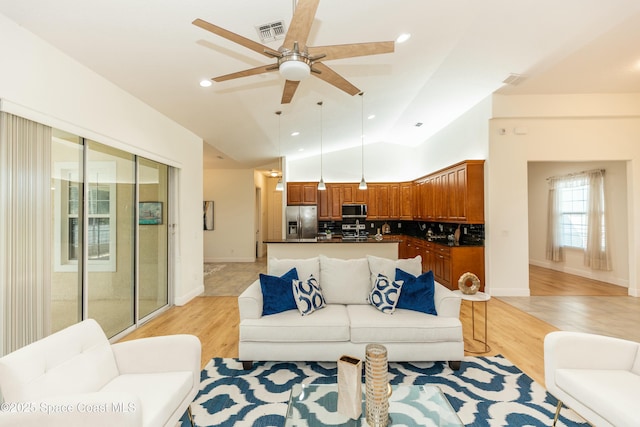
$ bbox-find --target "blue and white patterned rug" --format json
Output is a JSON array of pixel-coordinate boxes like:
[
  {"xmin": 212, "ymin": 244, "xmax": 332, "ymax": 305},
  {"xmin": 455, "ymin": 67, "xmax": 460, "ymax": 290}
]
[{"xmin": 180, "ymin": 356, "xmax": 587, "ymax": 427}]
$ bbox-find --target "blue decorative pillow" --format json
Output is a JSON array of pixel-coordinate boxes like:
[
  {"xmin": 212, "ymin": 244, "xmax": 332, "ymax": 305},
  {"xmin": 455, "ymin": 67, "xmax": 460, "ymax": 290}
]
[
  {"xmin": 368, "ymin": 274, "xmax": 404, "ymax": 314},
  {"xmin": 292, "ymin": 275, "xmax": 326, "ymax": 316},
  {"xmin": 395, "ymin": 268, "xmax": 437, "ymax": 315},
  {"xmin": 259, "ymin": 268, "xmax": 299, "ymax": 316}
]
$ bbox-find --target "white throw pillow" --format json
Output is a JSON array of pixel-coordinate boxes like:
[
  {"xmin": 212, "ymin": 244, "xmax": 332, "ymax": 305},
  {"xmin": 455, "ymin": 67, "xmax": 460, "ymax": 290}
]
[
  {"xmin": 319, "ymin": 255, "xmax": 371, "ymax": 304},
  {"xmin": 367, "ymin": 254, "xmax": 422, "ymax": 288},
  {"xmin": 368, "ymin": 274, "xmax": 404, "ymax": 314},
  {"xmin": 292, "ymin": 275, "xmax": 326, "ymax": 316},
  {"xmin": 268, "ymin": 257, "xmax": 320, "ymax": 281}
]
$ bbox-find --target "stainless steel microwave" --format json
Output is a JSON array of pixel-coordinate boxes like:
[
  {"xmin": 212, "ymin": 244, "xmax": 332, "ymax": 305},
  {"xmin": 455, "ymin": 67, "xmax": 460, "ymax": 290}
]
[{"xmin": 341, "ymin": 204, "xmax": 367, "ymax": 218}]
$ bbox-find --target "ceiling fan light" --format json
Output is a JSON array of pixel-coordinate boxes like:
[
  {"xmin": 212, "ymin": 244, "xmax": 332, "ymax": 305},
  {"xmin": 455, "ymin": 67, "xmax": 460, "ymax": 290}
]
[{"xmin": 279, "ymin": 60, "xmax": 311, "ymax": 81}]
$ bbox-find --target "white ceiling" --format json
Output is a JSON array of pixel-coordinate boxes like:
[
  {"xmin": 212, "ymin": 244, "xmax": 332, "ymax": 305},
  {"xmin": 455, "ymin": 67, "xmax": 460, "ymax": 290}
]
[{"xmin": 1, "ymin": 0, "xmax": 639, "ymax": 171}]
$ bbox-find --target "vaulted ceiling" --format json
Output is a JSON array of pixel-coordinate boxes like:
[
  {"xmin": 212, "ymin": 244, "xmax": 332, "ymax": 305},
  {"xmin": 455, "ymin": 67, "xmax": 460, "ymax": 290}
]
[{"xmin": 1, "ymin": 0, "xmax": 639, "ymax": 171}]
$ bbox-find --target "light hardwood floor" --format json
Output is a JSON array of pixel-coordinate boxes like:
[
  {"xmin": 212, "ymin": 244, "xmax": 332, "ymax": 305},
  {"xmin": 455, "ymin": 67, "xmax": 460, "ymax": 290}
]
[{"xmin": 122, "ymin": 262, "xmax": 634, "ymax": 388}]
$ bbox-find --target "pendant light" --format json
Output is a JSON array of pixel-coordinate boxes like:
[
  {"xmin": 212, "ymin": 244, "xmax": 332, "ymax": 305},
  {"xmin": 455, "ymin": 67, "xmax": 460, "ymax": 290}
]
[
  {"xmin": 275, "ymin": 111, "xmax": 284, "ymax": 191},
  {"xmin": 358, "ymin": 92, "xmax": 367, "ymax": 190},
  {"xmin": 317, "ymin": 101, "xmax": 326, "ymax": 191}
]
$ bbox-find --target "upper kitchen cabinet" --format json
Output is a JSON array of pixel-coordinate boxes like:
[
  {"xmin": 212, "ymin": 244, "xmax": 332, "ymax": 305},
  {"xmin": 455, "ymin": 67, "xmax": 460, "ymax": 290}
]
[
  {"xmin": 367, "ymin": 184, "xmax": 390, "ymax": 219},
  {"xmin": 413, "ymin": 160, "xmax": 484, "ymax": 224},
  {"xmin": 287, "ymin": 182, "xmax": 318, "ymax": 205},
  {"xmin": 341, "ymin": 183, "xmax": 368, "ymax": 204},
  {"xmin": 399, "ymin": 182, "xmax": 413, "ymax": 220}
]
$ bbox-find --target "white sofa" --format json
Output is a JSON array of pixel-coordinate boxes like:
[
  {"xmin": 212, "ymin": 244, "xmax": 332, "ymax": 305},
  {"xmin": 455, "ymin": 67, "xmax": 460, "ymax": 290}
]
[
  {"xmin": 0, "ymin": 319, "xmax": 201, "ymax": 427},
  {"xmin": 238, "ymin": 255, "xmax": 464, "ymax": 370},
  {"xmin": 544, "ymin": 331, "xmax": 640, "ymax": 427}
]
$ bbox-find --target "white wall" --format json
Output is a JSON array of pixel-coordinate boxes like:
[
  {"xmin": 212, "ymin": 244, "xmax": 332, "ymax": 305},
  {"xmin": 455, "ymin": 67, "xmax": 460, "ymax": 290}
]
[
  {"xmin": 528, "ymin": 161, "xmax": 629, "ymax": 287},
  {"xmin": 489, "ymin": 93, "xmax": 640, "ymax": 297},
  {"xmin": 0, "ymin": 13, "xmax": 204, "ymax": 312},
  {"xmin": 203, "ymin": 169, "xmax": 256, "ymax": 262},
  {"xmin": 414, "ymin": 96, "xmax": 491, "ymax": 173},
  {"xmin": 287, "ymin": 96, "xmax": 492, "ymax": 183}
]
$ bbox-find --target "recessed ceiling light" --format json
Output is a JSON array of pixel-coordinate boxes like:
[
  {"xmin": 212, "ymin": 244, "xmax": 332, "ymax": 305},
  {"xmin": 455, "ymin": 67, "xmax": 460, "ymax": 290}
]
[
  {"xmin": 291, "ymin": 131, "xmax": 300, "ymax": 136},
  {"xmin": 368, "ymin": 114, "xmax": 376, "ymax": 120},
  {"xmin": 415, "ymin": 122, "xmax": 423, "ymax": 127},
  {"xmin": 396, "ymin": 33, "xmax": 411, "ymax": 44},
  {"xmin": 199, "ymin": 79, "xmax": 212, "ymax": 87},
  {"xmin": 298, "ymin": 148, "xmax": 304, "ymax": 152}
]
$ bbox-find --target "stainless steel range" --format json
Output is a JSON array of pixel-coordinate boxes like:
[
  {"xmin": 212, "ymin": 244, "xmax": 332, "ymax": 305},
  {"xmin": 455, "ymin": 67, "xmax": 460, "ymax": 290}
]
[{"xmin": 341, "ymin": 220, "xmax": 367, "ymax": 240}]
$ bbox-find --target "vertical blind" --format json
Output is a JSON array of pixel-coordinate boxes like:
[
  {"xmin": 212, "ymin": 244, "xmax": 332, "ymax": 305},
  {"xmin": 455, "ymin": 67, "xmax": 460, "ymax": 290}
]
[{"xmin": 0, "ymin": 112, "xmax": 52, "ymax": 354}]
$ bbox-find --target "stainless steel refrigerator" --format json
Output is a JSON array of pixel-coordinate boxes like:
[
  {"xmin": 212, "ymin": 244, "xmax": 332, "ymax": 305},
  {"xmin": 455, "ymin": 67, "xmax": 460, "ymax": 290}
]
[{"xmin": 286, "ymin": 205, "xmax": 318, "ymax": 241}]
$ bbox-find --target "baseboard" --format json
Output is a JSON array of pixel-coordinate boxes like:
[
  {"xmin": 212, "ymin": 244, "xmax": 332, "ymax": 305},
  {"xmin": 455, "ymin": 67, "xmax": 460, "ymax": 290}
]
[
  {"xmin": 204, "ymin": 257, "xmax": 256, "ymax": 263},
  {"xmin": 529, "ymin": 259, "xmax": 628, "ymax": 287},
  {"xmin": 175, "ymin": 284, "xmax": 204, "ymax": 306}
]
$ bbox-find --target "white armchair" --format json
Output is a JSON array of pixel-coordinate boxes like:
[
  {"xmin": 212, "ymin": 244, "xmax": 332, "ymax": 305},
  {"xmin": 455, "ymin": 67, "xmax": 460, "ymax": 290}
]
[
  {"xmin": 0, "ymin": 319, "xmax": 201, "ymax": 427},
  {"xmin": 544, "ymin": 331, "xmax": 640, "ymax": 427}
]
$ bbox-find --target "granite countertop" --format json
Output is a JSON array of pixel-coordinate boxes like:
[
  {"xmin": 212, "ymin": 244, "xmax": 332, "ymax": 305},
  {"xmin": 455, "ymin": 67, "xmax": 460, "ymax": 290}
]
[{"xmin": 265, "ymin": 234, "xmax": 483, "ymax": 246}]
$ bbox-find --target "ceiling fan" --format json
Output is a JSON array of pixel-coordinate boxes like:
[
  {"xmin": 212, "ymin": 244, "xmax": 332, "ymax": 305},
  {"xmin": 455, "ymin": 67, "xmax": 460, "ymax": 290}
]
[{"xmin": 192, "ymin": 0, "xmax": 394, "ymax": 104}]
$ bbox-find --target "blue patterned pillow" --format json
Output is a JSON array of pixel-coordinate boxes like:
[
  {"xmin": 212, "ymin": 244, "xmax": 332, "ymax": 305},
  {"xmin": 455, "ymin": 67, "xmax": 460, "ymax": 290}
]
[
  {"xmin": 292, "ymin": 275, "xmax": 326, "ymax": 316},
  {"xmin": 395, "ymin": 268, "xmax": 437, "ymax": 315},
  {"xmin": 259, "ymin": 268, "xmax": 299, "ymax": 316},
  {"xmin": 368, "ymin": 274, "xmax": 404, "ymax": 314}
]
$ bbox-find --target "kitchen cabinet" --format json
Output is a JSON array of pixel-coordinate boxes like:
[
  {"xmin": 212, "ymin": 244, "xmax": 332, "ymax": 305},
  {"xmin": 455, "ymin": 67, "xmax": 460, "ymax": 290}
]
[
  {"xmin": 367, "ymin": 184, "xmax": 390, "ymax": 219},
  {"xmin": 317, "ymin": 186, "xmax": 330, "ymax": 220},
  {"xmin": 318, "ymin": 183, "xmax": 368, "ymax": 220},
  {"xmin": 388, "ymin": 183, "xmax": 400, "ymax": 219},
  {"xmin": 287, "ymin": 182, "xmax": 317, "ymax": 205},
  {"xmin": 412, "ymin": 160, "xmax": 484, "ymax": 223},
  {"xmin": 313, "ymin": 160, "xmax": 484, "ymax": 223},
  {"xmin": 399, "ymin": 182, "xmax": 413, "ymax": 220},
  {"xmin": 341, "ymin": 183, "xmax": 367, "ymax": 204},
  {"xmin": 399, "ymin": 236, "xmax": 485, "ymax": 292}
]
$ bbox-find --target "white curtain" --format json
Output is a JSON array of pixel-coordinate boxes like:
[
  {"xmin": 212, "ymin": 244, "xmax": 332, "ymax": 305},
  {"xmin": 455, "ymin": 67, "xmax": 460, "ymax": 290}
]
[
  {"xmin": 0, "ymin": 112, "xmax": 52, "ymax": 355},
  {"xmin": 545, "ymin": 169, "xmax": 611, "ymax": 271},
  {"xmin": 545, "ymin": 177, "xmax": 564, "ymax": 262},
  {"xmin": 584, "ymin": 169, "xmax": 611, "ymax": 270}
]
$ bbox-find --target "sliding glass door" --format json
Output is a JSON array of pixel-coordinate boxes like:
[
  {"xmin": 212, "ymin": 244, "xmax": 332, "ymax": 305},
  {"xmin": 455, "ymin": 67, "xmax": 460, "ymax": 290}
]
[
  {"xmin": 51, "ymin": 133, "xmax": 171, "ymax": 337},
  {"xmin": 51, "ymin": 129, "xmax": 84, "ymax": 332},
  {"xmin": 138, "ymin": 158, "xmax": 169, "ymax": 319},
  {"xmin": 85, "ymin": 141, "xmax": 136, "ymax": 338}
]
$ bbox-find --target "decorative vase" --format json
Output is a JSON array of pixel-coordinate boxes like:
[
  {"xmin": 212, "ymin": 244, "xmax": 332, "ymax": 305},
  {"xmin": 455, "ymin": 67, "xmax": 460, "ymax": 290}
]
[
  {"xmin": 365, "ymin": 343, "xmax": 392, "ymax": 427},
  {"xmin": 458, "ymin": 271, "xmax": 481, "ymax": 295},
  {"xmin": 337, "ymin": 355, "xmax": 362, "ymax": 419}
]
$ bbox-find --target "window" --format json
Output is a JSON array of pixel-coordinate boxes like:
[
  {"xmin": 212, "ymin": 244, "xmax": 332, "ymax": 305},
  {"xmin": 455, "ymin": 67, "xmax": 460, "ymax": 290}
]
[
  {"xmin": 547, "ymin": 169, "xmax": 610, "ymax": 271},
  {"xmin": 557, "ymin": 177, "xmax": 588, "ymax": 249},
  {"xmin": 53, "ymin": 138, "xmax": 117, "ymax": 272}
]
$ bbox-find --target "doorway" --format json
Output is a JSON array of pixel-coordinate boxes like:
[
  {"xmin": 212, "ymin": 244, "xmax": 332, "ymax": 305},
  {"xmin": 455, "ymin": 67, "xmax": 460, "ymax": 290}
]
[{"xmin": 527, "ymin": 160, "xmax": 629, "ymax": 293}]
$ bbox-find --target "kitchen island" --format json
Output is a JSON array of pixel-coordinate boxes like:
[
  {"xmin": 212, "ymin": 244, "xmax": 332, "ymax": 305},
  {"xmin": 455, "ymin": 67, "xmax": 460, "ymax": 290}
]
[{"xmin": 265, "ymin": 236, "xmax": 401, "ymax": 260}]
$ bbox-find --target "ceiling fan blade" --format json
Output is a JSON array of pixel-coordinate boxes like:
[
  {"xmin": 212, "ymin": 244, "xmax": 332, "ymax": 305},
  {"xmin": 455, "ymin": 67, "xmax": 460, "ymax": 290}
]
[
  {"xmin": 311, "ymin": 62, "xmax": 360, "ymax": 96},
  {"xmin": 283, "ymin": 0, "xmax": 319, "ymax": 50},
  {"xmin": 193, "ymin": 18, "xmax": 273, "ymax": 58},
  {"xmin": 308, "ymin": 41, "xmax": 395, "ymax": 61},
  {"xmin": 281, "ymin": 80, "xmax": 301, "ymax": 104},
  {"xmin": 213, "ymin": 65, "xmax": 278, "ymax": 82}
]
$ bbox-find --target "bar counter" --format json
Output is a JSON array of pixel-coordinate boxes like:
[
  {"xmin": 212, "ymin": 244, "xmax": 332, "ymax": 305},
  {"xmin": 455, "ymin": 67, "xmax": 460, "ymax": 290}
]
[{"xmin": 265, "ymin": 236, "xmax": 399, "ymax": 260}]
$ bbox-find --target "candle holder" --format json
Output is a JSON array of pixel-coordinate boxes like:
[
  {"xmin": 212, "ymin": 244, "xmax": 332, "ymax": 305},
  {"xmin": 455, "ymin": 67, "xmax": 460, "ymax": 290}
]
[{"xmin": 365, "ymin": 343, "xmax": 392, "ymax": 427}]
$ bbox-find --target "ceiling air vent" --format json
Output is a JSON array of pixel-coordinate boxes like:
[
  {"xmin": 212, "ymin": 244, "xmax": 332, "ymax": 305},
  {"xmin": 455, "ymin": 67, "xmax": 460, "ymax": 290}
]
[
  {"xmin": 256, "ymin": 20, "xmax": 286, "ymax": 43},
  {"xmin": 503, "ymin": 73, "xmax": 526, "ymax": 86}
]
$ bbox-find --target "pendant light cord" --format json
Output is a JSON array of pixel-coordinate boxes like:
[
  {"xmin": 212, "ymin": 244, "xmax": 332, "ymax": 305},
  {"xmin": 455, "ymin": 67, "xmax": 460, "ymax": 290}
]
[{"xmin": 318, "ymin": 101, "xmax": 323, "ymax": 180}]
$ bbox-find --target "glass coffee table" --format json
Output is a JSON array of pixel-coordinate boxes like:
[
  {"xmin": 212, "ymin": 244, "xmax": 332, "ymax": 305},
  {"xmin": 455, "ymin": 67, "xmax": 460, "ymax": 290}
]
[{"xmin": 285, "ymin": 383, "xmax": 463, "ymax": 427}]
